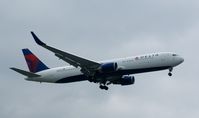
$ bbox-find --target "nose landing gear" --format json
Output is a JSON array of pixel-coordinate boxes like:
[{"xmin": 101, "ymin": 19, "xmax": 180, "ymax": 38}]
[
  {"xmin": 168, "ymin": 67, "xmax": 173, "ymax": 76},
  {"xmin": 168, "ymin": 72, "xmax": 172, "ymax": 76}
]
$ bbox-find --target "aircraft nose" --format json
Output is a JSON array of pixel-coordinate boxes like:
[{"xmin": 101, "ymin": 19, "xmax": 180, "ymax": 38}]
[
  {"xmin": 178, "ymin": 56, "xmax": 184, "ymax": 64},
  {"xmin": 179, "ymin": 57, "xmax": 184, "ymax": 63}
]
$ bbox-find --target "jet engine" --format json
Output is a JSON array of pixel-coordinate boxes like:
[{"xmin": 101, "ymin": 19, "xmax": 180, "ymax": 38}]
[
  {"xmin": 120, "ymin": 75, "xmax": 135, "ymax": 85},
  {"xmin": 99, "ymin": 62, "xmax": 118, "ymax": 73}
]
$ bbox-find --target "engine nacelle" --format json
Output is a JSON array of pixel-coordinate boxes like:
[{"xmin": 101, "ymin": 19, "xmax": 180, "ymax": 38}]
[
  {"xmin": 99, "ymin": 62, "xmax": 118, "ymax": 73},
  {"xmin": 120, "ymin": 75, "xmax": 135, "ymax": 85}
]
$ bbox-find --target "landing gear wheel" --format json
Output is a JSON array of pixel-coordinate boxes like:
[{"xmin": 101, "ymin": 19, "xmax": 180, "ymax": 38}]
[
  {"xmin": 168, "ymin": 72, "xmax": 172, "ymax": 76},
  {"xmin": 168, "ymin": 67, "xmax": 173, "ymax": 77},
  {"xmin": 99, "ymin": 85, "xmax": 109, "ymax": 90},
  {"xmin": 104, "ymin": 86, "xmax": 108, "ymax": 90},
  {"xmin": 99, "ymin": 85, "xmax": 103, "ymax": 89}
]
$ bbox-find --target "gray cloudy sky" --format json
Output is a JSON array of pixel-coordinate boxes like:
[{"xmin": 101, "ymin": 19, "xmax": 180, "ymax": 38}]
[{"xmin": 1, "ymin": 0, "xmax": 199, "ymax": 118}]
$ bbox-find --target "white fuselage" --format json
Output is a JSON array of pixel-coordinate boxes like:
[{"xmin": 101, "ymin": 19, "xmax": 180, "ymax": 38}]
[{"xmin": 26, "ymin": 52, "xmax": 184, "ymax": 83}]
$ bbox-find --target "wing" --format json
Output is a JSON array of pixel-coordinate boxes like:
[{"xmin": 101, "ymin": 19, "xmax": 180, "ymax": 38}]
[{"xmin": 30, "ymin": 32, "xmax": 100, "ymax": 76}]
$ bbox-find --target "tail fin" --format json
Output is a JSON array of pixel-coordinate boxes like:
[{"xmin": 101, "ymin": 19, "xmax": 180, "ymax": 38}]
[{"xmin": 22, "ymin": 49, "xmax": 49, "ymax": 73}]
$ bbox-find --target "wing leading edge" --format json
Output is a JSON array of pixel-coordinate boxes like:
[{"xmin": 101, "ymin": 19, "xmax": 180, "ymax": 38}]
[{"xmin": 30, "ymin": 31, "xmax": 101, "ymax": 76}]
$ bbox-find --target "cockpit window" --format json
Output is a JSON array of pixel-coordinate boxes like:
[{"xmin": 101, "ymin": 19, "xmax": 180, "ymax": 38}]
[{"xmin": 172, "ymin": 54, "xmax": 177, "ymax": 56}]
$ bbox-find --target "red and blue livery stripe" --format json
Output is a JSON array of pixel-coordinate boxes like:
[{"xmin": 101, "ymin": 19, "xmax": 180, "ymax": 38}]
[{"xmin": 22, "ymin": 49, "xmax": 49, "ymax": 73}]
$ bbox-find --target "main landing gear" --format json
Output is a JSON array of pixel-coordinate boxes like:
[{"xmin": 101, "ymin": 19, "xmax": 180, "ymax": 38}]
[
  {"xmin": 99, "ymin": 81, "xmax": 110, "ymax": 90},
  {"xmin": 89, "ymin": 77, "xmax": 109, "ymax": 90},
  {"xmin": 168, "ymin": 67, "xmax": 173, "ymax": 76},
  {"xmin": 99, "ymin": 85, "xmax": 108, "ymax": 90}
]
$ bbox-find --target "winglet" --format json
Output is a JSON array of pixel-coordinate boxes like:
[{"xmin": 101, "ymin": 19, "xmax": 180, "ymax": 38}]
[{"xmin": 31, "ymin": 31, "xmax": 46, "ymax": 46}]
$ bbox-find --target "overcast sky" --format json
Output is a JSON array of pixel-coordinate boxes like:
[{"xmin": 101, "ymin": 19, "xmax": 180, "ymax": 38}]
[{"xmin": 1, "ymin": 0, "xmax": 199, "ymax": 118}]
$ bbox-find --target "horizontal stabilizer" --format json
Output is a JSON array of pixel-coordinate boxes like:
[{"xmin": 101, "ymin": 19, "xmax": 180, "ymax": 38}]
[{"xmin": 10, "ymin": 67, "xmax": 41, "ymax": 77}]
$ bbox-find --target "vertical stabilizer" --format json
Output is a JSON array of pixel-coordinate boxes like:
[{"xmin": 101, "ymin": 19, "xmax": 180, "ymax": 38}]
[{"xmin": 22, "ymin": 49, "xmax": 49, "ymax": 73}]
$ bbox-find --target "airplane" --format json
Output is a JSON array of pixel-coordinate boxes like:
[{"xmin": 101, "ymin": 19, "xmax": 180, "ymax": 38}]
[{"xmin": 10, "ymin": 32, "xmax": 184, "ymax": 90}]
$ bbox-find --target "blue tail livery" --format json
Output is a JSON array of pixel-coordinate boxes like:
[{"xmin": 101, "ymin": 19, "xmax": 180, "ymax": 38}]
[{"xmin": 22, "ymin": 49, "xmax": 49, "ymax": 73}]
